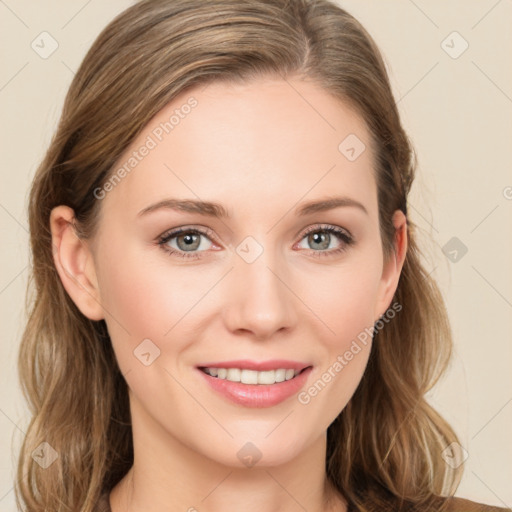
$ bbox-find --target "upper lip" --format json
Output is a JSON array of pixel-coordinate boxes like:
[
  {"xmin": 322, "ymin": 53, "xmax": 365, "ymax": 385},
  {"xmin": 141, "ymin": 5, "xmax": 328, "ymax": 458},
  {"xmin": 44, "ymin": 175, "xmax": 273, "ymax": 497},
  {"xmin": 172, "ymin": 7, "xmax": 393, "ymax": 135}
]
[{"xmin": 197, "ymin": 360, "xmax": 311, "ymax": 372}]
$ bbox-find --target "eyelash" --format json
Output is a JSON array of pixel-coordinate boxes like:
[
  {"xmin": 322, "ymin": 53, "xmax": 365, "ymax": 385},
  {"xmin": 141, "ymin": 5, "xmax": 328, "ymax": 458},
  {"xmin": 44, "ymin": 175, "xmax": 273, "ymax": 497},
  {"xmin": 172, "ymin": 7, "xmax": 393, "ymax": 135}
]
[{"xmin": 156, "ymin": 224, "xmax": 355, "ymax": 260}]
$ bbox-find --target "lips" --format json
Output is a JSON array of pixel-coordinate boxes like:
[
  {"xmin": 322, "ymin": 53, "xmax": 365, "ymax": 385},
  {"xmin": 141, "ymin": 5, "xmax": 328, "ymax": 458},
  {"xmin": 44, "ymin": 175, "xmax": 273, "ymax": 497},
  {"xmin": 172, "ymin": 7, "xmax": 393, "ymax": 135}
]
[
  {"xmin": 196, "ymin": 359, "xmax": 313, "ymax": 408},
  {"xmin": 197, "ymin": 359, "xmax": 310, "ymax": 372}
]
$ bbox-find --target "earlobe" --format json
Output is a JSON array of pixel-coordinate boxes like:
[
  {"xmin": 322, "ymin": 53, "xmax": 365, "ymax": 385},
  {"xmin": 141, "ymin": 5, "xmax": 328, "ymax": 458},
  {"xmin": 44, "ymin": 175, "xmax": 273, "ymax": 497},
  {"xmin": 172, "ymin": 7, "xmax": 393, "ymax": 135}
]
[
  {"xmin": 49, "ymin": 205, "xmax": 105, "ymax": 321},
  {"xmin": 375, "ymin": 210, "xmax": 408, "ymax": 321}
]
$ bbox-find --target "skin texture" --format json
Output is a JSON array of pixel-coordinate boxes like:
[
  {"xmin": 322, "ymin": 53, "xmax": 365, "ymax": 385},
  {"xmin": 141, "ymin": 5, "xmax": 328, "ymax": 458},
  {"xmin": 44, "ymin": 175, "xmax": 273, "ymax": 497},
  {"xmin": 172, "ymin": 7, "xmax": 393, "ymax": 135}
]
[{"xmin": 50, "ymin": 77, "xmax": 408, "ymax": 512}]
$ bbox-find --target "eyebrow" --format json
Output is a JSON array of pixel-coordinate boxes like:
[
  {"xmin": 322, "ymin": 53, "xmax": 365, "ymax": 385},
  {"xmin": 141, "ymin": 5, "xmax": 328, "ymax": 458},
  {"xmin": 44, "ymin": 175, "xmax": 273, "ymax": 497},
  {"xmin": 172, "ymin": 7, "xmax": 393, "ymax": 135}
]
[
  {"xmin": 296, "ymin": 196, "xmax": 368, "ymax": 216},
  {"xmin": 137, "ymin": 196, "xmax": 368, "ymax": 218},
  {"xmin": 138, "ymin": 198, "xmax": 229, "ymax": 218}
]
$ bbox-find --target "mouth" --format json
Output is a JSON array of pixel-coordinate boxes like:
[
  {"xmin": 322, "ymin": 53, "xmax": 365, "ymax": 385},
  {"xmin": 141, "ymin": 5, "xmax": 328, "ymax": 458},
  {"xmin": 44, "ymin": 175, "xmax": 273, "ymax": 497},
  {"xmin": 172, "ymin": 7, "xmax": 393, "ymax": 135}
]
[
  {"xmin": 195, "ymin": 360, "xmax": 313, "ymax": 407},
  {"xmin": 198, "ymin": 366, "xmax": 310, "ymax": 385}
]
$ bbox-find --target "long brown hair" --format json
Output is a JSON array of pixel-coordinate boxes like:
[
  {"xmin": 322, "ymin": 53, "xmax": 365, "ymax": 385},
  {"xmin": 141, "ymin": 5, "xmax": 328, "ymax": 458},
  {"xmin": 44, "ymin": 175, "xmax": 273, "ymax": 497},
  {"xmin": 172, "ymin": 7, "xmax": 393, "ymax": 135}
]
[{"xmin": 17, "ymin": 1, "xmax": 463, "ymax": 510}]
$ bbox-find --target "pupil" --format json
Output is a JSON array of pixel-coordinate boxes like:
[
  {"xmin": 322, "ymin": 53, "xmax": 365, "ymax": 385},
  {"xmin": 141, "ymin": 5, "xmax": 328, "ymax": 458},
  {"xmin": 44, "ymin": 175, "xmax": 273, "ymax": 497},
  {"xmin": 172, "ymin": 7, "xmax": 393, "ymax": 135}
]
[
  {"xmin": 310, "ymin": 232, "xmax": 329, "ymax": 250},
  {"xmin": 179, "ymin": 233, "xmax": 199, "ymax": 250}
]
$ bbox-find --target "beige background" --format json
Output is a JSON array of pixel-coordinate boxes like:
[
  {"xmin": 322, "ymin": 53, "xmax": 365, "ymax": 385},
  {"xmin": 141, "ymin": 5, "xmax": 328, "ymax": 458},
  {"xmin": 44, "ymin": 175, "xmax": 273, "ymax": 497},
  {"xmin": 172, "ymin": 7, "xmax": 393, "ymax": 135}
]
[{"xmin": 1, "ymin": 0, "xmax": 511, "ymax": 509}]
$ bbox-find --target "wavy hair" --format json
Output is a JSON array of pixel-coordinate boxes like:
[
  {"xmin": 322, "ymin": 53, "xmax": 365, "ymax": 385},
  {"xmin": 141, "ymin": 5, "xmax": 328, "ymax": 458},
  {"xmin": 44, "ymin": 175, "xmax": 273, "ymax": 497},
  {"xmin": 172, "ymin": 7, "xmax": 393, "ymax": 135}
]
[{"xmin": 16, "ymin": 0, "xmax": 463, "ymax": 510}]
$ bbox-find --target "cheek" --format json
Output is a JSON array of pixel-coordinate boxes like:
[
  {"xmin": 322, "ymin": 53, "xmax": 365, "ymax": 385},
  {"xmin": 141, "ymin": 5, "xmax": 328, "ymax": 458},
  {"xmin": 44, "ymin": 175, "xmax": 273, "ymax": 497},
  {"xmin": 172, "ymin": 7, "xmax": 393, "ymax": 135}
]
[
  {"xmin": 95, "ymin": 242, "xmax": 227, "ymax": 366},
  {"xmin": 291, "ymin": 257, "xmax": 381, "ymax": 419},
  {"xmin": 296, "ymin": 256, "xmax": 383, "ymax": 346}
]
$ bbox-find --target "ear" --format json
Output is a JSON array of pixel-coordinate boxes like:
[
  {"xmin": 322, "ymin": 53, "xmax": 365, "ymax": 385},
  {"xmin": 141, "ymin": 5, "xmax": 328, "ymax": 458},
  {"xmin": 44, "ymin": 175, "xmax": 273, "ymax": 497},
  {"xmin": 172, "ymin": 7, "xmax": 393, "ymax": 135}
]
[
  {"xmin": 49, "ymin": 205, "xmax": 105, "ymax": 321},
  {"xmin": 374, "ymin": 209, "xmax": 408, "ymax": 321}
]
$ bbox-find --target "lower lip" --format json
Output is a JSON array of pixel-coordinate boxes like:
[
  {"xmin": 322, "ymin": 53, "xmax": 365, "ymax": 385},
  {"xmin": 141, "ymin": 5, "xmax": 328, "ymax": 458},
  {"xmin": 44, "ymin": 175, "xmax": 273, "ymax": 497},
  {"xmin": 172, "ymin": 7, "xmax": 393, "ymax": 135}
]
[{"xmin": 197, "ymin": 367, "xmax": 313, "ymax": 408}]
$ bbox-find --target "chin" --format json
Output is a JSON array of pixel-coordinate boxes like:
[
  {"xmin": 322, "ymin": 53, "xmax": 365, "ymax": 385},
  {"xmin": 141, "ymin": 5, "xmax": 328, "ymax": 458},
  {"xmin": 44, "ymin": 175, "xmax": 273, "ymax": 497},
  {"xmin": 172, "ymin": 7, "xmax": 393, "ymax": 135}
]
[{"xmin": 205, "ymin": 433, "xmax": 311, "ymax": 470}]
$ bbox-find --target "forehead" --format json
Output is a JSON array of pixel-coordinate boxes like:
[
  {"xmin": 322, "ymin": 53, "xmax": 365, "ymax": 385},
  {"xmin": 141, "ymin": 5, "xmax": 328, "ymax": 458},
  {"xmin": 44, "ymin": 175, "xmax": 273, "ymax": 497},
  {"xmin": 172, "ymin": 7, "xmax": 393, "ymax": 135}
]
[{"xmin": 99, "ymin": 76, "xmax": 377, "ymax": 223}]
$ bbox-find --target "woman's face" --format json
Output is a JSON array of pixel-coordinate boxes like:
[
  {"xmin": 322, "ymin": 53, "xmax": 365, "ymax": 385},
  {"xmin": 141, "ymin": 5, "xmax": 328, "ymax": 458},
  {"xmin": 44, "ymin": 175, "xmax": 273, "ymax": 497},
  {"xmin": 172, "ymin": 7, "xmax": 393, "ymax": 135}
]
[{"xmin": 56, "ymin": 76, "xmax": 406, "ymax": 469}]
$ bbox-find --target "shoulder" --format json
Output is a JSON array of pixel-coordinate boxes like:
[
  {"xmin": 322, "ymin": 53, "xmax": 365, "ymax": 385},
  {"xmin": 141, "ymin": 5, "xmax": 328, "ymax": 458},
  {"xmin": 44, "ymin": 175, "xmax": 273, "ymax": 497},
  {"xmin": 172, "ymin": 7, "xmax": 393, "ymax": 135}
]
[
  {"xmin": 93, "ymin": 492, "xmax": 510, "ymax": 512},
  {"xmin": 443, "ymin": 497, "xmax": 511, "ymax": 512}
]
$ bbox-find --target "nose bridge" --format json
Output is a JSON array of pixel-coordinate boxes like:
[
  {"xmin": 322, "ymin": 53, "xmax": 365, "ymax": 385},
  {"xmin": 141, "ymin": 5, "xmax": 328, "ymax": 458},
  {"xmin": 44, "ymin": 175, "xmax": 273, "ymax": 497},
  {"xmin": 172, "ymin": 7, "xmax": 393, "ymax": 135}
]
[{"xmin": 223, "ymin": 235, "xmax": 297, "ymax": 338}]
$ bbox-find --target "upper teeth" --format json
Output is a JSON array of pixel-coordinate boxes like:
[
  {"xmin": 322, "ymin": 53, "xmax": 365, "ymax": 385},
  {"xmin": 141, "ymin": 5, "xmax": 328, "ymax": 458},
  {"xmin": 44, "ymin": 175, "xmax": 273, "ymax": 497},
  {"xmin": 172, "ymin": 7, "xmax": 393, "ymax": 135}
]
[{"xmin": 203, "ymin": 367, "xmax": 299, "ymax": 385}]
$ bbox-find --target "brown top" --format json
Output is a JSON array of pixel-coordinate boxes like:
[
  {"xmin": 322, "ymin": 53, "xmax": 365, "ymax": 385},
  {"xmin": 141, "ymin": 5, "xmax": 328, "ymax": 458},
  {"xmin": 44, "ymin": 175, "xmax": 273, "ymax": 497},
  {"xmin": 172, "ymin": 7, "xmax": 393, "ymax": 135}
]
[
  {"xmin": 444, "ymin": 498, "xmax": 510, "ymax": 512},
  {"xmin": 96, "ymin": 492, "xmax": 510, "ymax": 512}
]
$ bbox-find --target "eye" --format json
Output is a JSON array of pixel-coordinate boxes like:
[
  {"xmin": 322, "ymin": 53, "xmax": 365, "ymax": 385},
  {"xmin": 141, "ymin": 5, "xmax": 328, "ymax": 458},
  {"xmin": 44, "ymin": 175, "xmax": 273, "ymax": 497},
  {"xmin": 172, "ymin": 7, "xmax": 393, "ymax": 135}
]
[
  {"xmin": 156, "ymin": 224, "xmax": 355, "ymax": 260},
  {"xmin": 295, "ymin": 224, "xmax": 354, "ymax": 257},
  {"xmin": 157, "ymin": 227, "xmax": 216, "ymax": 260}
]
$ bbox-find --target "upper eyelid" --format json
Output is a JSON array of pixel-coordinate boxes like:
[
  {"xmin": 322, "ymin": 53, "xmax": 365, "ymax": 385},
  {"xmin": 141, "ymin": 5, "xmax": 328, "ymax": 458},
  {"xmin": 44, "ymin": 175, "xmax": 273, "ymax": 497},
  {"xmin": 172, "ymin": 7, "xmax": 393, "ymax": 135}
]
[
  {"xmin": 300, "ymin": 224, "xmax": 352, "ymax": 238},
  {"xmin": 158, "ymin": 225, "xmax": 216, "ymax": 241}
]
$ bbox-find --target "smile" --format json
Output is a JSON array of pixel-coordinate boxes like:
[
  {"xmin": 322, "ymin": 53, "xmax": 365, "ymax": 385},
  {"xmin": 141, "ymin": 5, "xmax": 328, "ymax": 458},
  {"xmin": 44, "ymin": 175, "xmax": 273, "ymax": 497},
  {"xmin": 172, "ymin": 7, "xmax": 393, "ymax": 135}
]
[
  {"xmin": 196, "ymin": 361, "xmax": 313, "ymax": 408},
  {"xmin": 200, "ymin": 367, "xmax": 302, "ymax": 385}
]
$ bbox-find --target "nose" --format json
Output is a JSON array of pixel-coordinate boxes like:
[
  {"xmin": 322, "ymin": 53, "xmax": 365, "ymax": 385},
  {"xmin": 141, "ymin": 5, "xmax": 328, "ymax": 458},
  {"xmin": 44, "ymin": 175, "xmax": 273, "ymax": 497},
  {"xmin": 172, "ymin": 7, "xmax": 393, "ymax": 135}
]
[{"xmin": 221, "ymin": 247, "xmax": 298, "ymax": 340}]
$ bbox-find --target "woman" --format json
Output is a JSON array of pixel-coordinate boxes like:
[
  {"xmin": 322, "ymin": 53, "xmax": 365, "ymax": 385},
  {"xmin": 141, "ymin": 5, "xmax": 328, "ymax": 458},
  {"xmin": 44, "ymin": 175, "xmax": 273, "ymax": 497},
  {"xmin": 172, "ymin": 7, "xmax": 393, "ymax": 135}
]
[{"xmin": 16, "ymin": 1, "xmax": 509, "ymax": 511}]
